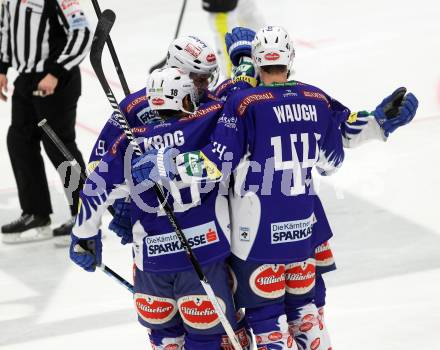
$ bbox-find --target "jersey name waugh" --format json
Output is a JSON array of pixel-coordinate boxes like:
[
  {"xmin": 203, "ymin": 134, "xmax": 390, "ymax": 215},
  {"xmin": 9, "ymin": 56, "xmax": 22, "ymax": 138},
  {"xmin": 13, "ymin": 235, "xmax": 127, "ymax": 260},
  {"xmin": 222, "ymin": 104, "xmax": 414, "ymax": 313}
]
[{"xmin": 273, "ymin": 104, "xmax": 318, "ymax": 123}]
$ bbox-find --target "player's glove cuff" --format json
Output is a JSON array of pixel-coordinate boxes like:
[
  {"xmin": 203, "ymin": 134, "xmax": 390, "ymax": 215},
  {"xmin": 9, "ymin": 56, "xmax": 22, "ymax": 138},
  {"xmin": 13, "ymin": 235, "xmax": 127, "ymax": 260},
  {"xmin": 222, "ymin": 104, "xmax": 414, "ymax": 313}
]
[
  {"xmin": 131, "ymin": 147, "xmax": 179, "ymax": 185},
  {"xmin": 70, "ymin": 231, "xmax": 102, "ymax": 272}
]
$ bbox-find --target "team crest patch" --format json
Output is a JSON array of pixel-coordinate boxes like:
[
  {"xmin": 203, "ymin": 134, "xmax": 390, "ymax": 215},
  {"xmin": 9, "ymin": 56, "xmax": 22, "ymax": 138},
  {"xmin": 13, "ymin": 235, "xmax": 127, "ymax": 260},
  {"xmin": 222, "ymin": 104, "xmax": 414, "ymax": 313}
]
[
  {"xmin": 249, "ymin": 264, "xmax": 286, "ymax": 298},
  {"xmin": 285, "ymin": 258, "xmax": 316, "ymax": 295},
  {"xmin": 178, "ymin": 295, "xmax": 226, "ymax": 329},
  {"xmin": 237, "ymin": 92, "xmax": 275, "ymax": 116},
  {"xmin": 134, "ymin": 293, "xmax": 177, "ymax": 324}
]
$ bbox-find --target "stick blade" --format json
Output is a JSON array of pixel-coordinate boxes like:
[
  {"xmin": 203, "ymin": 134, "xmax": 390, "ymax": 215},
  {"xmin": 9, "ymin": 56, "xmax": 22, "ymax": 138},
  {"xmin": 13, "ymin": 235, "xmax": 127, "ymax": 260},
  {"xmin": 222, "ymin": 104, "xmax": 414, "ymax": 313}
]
[{"xmin": 90, "ymin": 9, "xmax": 116, "ymax": 68}]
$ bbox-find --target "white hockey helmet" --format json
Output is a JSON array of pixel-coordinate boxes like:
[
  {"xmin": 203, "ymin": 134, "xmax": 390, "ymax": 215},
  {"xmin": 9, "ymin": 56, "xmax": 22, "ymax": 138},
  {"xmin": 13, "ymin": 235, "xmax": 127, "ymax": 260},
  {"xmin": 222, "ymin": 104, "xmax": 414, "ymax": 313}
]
[
  {"xmin": 146, "ymin": 67, "xmax": 197, "ymax": 114},
  {"xmin": 252, "ymin": 26, "xmax": 295, "ymax": 68},
  {"xmin": 166, "ymin": 35, "xmax": 219, "ymax": 88}
]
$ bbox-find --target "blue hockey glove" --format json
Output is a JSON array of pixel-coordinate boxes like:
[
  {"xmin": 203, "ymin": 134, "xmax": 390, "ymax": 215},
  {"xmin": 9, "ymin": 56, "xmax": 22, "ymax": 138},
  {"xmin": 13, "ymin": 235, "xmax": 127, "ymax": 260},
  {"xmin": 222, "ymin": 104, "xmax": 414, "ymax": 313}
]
[
  {"xmin": 373, "ymin": 87, "xmax": 419, "ymax": 137},
  {"xmin": 131, "ymin": 147, "xmax": 180, "ymax": 185},
  {"xmin": 70, "ymin": 231, "xmax": 102, "ymax": 272},
  {"xmin": 225, "ymin": 26, "xmax": 256, "ymax": 66},
  {"xmin": 108, "ymin": 198, "xmax": 133, "ymax": 245}
]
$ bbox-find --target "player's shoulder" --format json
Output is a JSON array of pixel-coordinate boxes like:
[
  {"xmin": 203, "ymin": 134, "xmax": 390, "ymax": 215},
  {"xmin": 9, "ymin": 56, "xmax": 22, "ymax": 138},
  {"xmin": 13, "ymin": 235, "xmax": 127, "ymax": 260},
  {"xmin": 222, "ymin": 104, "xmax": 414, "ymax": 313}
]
[
  {"xmin": 226, "ymin": 85, "xmax": 277, "ymax": 116},
  {"xmin": 293, "ymin": 80, "xmax": 332, "ymax": 106},
  {"xmin": 119, "ymin": 87, "xmax": 148, "ymax": 115},
  {"xmin": 103, "ymin": 87, "xmax": 149, "ymax": 130},
  {"xmin": 107, "ymin": 125, "xmax": 150, "ymax": 157},
  {"xmin": 213, "ymin": 78, "xmax": 234, "ymax": 98},
  {"xmin": 178, "ymin": 100, "xmax": 224, "ymax": 123}
]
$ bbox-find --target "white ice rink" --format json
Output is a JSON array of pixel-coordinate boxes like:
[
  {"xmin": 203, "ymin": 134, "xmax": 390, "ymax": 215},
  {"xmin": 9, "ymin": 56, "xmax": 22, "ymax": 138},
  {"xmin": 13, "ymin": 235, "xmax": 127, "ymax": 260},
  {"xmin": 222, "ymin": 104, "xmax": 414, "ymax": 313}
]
[{"xmin": 1, "ymin": 0, "xmax": 440, "ymax": 349}]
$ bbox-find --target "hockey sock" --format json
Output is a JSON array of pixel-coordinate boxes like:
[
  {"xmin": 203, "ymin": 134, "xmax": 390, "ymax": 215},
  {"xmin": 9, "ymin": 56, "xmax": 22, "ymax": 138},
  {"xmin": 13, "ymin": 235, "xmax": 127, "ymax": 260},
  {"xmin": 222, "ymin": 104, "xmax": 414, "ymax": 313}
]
[
  {"xmin": 246, "ymin": 303, "xmax": 296, "ymax": 350},
  {"xmin": 314, "ymin": 274, "xmax": 326, "ymax": 309},
  {"xmin": 148, "ymin": 325, "xmax": 185, "ymax": 350},
  {"xmin": 184, "ymin": 332, "xmax": 223, "ymax": 350},
  {"xmin": 220, "ymin": 314, "xmax": 254, "ymax": 349},
  {"xmin": 286, "ymin": 302, "xmax": 331, "ymax": 350}
]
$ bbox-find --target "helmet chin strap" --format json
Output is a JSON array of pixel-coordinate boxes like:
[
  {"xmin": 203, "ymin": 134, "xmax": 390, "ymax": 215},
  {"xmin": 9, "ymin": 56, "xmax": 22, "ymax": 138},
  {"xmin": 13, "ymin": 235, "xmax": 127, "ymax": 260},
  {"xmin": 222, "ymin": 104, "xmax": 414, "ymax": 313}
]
[
  {"xmin": 180, "ymin": 93, "xmax": 197, "ymax": 115},
  {"xmin": 180, "ymin": 100, "xmax": 197, "ymax": 115}
]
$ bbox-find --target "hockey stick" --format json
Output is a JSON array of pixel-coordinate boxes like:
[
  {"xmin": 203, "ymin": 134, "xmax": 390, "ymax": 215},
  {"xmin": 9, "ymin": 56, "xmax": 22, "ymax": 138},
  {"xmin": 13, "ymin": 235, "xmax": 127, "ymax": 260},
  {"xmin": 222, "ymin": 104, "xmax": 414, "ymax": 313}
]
[
  {"xmin": 91, "ymin": 10, "xmax": 242, "ymax": 350},
  {"xmin": 38, "ymin": 118, "xmax": 134, "ymax": 294},
  {"xmin": 148, "ymin": 0, "xmax": 187, "ymax": 73},
  {"xmin": 90, "ymin": 0, "xmax": 131, "ymax": 96}
]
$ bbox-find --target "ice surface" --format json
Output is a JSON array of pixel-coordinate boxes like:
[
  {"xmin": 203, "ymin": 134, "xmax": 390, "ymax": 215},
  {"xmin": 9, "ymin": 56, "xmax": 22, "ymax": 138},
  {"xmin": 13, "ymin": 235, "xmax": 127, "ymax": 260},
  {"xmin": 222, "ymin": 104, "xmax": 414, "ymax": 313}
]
[{"xmin": 1, "ymin": 0, "xmax": 439, "ymax": 349}]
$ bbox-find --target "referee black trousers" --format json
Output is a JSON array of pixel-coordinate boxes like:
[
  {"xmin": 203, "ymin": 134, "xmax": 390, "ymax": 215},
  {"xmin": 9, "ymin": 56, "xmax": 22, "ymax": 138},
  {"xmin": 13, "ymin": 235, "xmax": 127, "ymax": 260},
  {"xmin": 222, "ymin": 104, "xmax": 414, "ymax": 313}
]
[{"xmin": 7, "ymin": 66, "xmax": 85, "ymax": 217}]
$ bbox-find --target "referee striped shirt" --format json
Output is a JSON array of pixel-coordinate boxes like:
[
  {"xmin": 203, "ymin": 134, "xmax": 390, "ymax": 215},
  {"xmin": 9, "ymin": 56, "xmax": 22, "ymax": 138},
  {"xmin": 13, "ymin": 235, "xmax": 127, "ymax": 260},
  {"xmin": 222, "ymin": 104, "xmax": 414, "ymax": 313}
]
[{"xmin": 0, "ymin": 0, "xmax": 92, "ymax": 77}]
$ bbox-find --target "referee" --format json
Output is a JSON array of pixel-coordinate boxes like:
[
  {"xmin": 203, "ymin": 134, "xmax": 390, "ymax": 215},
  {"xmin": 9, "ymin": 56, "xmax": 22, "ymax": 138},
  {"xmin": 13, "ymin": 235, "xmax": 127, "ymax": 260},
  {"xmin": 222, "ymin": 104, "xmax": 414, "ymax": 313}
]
[{"xmin": 0, "ymin": 0, "xmax": 92, "ymax": 245}]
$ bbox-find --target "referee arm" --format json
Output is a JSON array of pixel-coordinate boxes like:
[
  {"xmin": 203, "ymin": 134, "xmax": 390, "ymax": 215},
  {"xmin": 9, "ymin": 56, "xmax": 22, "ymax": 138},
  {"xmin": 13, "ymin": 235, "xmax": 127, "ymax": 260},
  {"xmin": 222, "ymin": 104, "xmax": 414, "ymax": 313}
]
[
  {"xmin": 38, "ymin": 0, "xmax": 92, "ymax": 96},
  {"xmin": 0, "ymin": 1, "xmax": 11, "ymax": 101}
]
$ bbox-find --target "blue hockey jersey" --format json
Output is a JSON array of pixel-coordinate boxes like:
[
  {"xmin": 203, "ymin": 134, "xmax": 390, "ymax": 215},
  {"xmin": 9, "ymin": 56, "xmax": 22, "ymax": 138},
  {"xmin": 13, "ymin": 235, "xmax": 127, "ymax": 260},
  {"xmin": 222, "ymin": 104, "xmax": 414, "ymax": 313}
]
[
  {"xmin": 73, "ymin": 102, "xmax": 231, "ymax": 273},
  {"xmin": 178, "ymin": 81, "xmax": 346, "ymax": 264}
]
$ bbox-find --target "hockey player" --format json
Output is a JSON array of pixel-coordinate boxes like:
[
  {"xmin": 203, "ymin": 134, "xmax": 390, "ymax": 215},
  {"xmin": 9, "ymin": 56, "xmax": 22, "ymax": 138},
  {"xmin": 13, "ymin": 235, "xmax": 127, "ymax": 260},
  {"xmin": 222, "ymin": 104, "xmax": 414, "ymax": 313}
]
[
  {"xmin": 70, "ymin": 68, "xmax": 251, "ymax": 350},
  {"xmin": 46, "ymin": 35, "xmax": 222, "ymax": 248},
  {"xmin": 85, "ymin": 34, "xmax": 257, "ymax": 249},
  {"xmin": 221, "ymin": 26, "xmax": 418, "ymax": 350},
  {"xmin": 135, "ymin": 26, "xmax": 418, "ymax": 349}
]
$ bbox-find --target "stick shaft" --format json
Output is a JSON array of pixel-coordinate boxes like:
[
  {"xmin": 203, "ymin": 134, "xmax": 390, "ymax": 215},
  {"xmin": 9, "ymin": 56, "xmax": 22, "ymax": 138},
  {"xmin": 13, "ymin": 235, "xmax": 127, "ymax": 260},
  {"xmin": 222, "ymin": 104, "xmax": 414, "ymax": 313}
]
[
  {"xmin": 90, "ymin": 0, "xmax": 131, "ymax": 96},
  {"xmin": 38, "ymin": 119, "xmax": 84, "ymax": 180},
  {"xmin": 98, "ymin": 264, "xmax": 134, "ymax": 293}
]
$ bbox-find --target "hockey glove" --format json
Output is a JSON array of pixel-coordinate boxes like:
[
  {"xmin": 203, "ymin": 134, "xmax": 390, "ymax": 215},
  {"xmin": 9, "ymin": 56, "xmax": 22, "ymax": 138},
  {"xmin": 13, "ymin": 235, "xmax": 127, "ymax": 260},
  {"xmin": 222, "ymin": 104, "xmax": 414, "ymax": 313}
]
[
  {"xmin": 131, "ymin": 147, "xmax": 179, "ymax": 185},
  {"xmin": 70, "ymin": 231, "xmax": 102, "ymax": 272},
  {"xmin": 373, "ymin": 87, "xmax": 419, "ymax": 136},
  {"xmin": 232, "ymin": 56, "xmax": 258, "ymax": 87},
  {"xmin": 108, "ymin": 198, "xmax": 133, "ymax": 245},
  {"xmin": 225, "ymin": 27, "xmax": 256, "ymax": 66}
]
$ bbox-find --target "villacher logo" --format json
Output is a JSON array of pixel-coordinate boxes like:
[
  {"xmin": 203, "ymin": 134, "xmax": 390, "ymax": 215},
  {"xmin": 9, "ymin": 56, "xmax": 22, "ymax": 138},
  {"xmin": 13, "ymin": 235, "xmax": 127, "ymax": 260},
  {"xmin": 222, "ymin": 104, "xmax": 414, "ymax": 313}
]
[
  {"xmin": 285, "ymin": 258, "xmax": 316, "ymax": 295},
  {"xmin": 134, "ymin": 293, "xmax": 177, "ymax": 324},
  {"xmin": 177, "ymin": 295, "xmax": 226, "ymax": 329},
  {"xmin": 250, "ymin": 264, "xmax": 286, "ymax": 298}
]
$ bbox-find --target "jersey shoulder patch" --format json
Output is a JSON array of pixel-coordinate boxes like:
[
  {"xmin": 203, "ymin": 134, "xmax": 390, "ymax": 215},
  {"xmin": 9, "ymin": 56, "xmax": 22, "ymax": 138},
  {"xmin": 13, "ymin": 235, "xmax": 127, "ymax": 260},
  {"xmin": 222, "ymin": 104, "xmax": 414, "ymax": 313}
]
[
  {"xmin": 119, "ymin": 88, "xmax": 147, "ymax": 115},
  {"xmin": 235, "ymin": 88, "xmax": 276, "ymax": 116},
  {"xmin": 109, "ymin": 127, "xmax": 149, "ymax": 156},
  {"xmin": 214, "ymin": 79, "xmax": 234, "ymax": 97},
  {"xmin": 294, "ymin": 81, "xmax": 330, "ymax": 106},
  {"xmin": 179, "ymin": 102, "xmax": 223, "ymax": 122}
]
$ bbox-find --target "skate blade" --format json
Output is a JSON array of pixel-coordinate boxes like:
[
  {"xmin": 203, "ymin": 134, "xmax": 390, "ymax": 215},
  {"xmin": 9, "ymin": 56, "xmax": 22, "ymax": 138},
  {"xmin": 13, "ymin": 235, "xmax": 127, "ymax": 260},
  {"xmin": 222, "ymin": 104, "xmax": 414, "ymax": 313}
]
[{"xmin": 1, "ymin": 226, "xmax": 52, "ymax": 244}]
